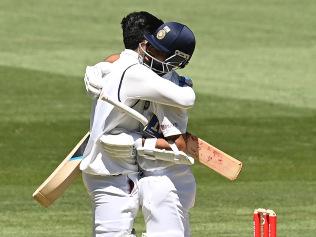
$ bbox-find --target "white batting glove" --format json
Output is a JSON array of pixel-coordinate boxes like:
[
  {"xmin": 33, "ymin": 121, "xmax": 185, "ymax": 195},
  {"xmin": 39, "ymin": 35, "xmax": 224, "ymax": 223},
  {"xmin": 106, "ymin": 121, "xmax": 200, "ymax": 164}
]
[
  {"xmin": 99, "ymin": 131, "xmax": 142, "ymax": 161},
  {"xmin": 137, "ymin": 147, "xmax": 194, "ymax": 165},
  {"xmin": 84, "ymin": 62, "xmax": 113, "ymax": 98},
  {"xmin": 84, "ymin": 66, "xmax": 102, "ymax": 98},
  {"xmin": 137, "ymin": 138, "xmax": 194, "ymax": 165}
]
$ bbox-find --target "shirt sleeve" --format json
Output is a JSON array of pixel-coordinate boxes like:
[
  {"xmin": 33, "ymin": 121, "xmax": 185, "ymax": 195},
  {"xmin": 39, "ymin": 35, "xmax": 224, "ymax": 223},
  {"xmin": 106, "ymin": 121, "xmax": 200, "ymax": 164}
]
[{"xmin": 122, "ymin": 64, "xmax": 195, "ymax": 109}]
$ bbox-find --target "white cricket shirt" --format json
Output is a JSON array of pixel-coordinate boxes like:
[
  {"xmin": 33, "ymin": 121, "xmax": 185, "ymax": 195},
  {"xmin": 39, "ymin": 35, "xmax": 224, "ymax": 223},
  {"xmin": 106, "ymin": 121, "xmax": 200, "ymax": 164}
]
[{"xmin": 80, "ymin": 50, "xmax": 195, "ymax": 176}]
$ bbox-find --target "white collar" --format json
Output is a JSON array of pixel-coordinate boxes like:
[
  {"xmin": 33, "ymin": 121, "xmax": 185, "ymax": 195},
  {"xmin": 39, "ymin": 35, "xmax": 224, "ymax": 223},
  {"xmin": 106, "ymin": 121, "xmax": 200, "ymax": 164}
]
[{"xmin": 120, "ymin": 49, "xmax": 139, "ymax": 59}]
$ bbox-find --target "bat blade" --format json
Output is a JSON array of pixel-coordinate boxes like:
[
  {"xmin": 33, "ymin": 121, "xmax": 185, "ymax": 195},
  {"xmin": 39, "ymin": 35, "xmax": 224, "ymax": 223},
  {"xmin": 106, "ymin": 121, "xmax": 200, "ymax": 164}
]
[
  {"xmin": 186, "ymin": 134, "xmax": 242, "ymax": 180},
  {"xmin": 32, "ymin": 133, "xmax": 89, "ymax": 207}
]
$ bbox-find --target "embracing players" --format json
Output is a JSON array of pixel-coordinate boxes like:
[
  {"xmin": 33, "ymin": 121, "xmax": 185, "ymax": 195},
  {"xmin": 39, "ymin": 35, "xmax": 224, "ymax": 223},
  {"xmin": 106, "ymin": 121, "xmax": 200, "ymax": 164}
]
[{"xmin": 82, "ymin": 12, "xmax": 196, "ymax": 237}]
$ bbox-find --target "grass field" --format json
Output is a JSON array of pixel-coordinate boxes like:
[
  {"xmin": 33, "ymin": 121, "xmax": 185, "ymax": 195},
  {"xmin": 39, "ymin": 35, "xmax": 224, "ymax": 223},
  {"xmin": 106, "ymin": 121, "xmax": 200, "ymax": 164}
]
[{"xmin": 0, "ymin": 0, "xmax": 315, "ymax": 236}]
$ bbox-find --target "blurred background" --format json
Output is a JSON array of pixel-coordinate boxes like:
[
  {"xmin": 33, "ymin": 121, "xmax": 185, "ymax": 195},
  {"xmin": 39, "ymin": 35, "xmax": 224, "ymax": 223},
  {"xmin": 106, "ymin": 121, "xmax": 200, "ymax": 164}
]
[{"xmin": 0, "ymin": 0, "xmax": 315, "ymax": 236}]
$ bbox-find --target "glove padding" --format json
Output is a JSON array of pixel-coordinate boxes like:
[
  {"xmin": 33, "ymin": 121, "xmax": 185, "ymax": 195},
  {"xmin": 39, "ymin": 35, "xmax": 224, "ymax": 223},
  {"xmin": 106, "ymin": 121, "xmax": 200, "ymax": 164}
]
[
  {"xmin": 84, "ymin": 62, "xmax": 113, "ymax": 98},
  {"xmin": 137, "ymin": 147, "xmax": 194, "ymax": 165},
  {"xmin": 99, "ymin": 131, "xmax": 142, "ymax": 162}
]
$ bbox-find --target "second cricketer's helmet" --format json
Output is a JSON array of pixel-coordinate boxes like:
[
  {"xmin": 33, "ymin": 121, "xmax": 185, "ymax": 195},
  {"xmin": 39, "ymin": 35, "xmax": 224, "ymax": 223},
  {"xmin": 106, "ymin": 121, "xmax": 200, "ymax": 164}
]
[{"xmin": 140, "ymin": 22, "xmax": 196, "ymax": 74}]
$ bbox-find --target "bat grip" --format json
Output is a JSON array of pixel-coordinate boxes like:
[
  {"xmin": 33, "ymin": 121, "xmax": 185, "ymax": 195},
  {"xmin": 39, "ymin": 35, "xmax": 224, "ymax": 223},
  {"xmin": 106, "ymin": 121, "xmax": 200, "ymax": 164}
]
[{"xmin": 99, "ymin": 94, "xmax": 149, "ymax": 126}]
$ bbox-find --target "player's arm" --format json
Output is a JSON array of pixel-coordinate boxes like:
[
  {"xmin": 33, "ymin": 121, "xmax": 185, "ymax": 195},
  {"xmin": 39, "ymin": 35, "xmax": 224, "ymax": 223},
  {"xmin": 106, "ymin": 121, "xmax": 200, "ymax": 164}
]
[
  {"xmin": 139, "ymin": 101, "xmax": 191, "ymax": 165},
  {"xmin": 104, "ymin": 54, "xmax": 120, "ymax": 63},
  {"xmin": 124, "ymin": 65, "xmax": 195, "ymax": 109},
  {"xmin": 139, "ymin": 134, "xmax": 193, "ymax": 165},
  {"xmin": 144, "ymin": 101, "xmax": 188, "ymax": 151},
  {"xmin": 155, "ymin": 135, "xmax": 186, "ymax": 151},
  {"xmin": 86, "ymin": 54, "xmax": 195, "ymax": 108}
]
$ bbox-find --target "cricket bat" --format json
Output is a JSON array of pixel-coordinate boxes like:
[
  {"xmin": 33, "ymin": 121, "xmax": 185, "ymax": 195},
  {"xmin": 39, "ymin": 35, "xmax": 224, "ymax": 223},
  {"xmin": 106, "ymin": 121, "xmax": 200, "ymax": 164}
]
[
  {"xmin": 185, "ymin": 134, "xmax": 242, "ymax": 180},
  {"xmin": 33, "ymin": 94, "xmax": 242, "ymax": 208},
  {"xmin": 100, "ymin": 94, "xmax": 243, "ymax": 180},
  {"xmin": 32, "ymin": 132, "xmax": 89, "ymax": 207}
]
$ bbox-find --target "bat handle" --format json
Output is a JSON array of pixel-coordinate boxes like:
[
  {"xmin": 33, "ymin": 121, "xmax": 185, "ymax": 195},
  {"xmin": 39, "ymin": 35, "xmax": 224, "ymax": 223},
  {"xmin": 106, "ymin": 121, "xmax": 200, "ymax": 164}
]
[{"xmin": 99, "ymin": 93, "xmax": 149, "ymax": 127}]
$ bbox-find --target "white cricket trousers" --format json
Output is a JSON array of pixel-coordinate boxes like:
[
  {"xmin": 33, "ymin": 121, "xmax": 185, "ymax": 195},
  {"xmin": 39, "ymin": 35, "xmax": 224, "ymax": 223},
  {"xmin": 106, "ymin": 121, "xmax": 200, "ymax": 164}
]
[
  {"xmin": 139, "ymin": 165, "xmax": 196, "ymax": 237},
  {"xmin": 82, "ymin": 172, "xmax": 139, "ymax": 237}
]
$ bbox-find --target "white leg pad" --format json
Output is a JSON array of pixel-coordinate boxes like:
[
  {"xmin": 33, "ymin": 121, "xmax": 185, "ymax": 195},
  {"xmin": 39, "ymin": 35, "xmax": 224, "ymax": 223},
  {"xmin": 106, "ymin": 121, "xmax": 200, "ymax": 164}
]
[
  {"xmin": 139, "ymin": 166, "xmax": 196, "ymax": 237},
  {"xmin": 82, "ymin": 173, "xmax": 139, "ymax": 237}
]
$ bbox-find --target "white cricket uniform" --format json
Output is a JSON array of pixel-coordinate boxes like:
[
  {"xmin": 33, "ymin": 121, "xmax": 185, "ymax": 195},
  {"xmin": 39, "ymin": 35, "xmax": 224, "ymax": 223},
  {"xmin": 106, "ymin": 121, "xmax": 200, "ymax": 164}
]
[
  {"xmin": 138, "ymin": 71, "xmax": 196, "ymax": 237},
  {"xmin": 80, "ymin": 50, "xmax": 195, "ymax": 237}
]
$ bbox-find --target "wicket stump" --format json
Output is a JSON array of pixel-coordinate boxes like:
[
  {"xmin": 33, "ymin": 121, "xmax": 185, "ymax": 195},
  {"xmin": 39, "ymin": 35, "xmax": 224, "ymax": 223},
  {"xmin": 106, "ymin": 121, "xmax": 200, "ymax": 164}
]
[{"xmin": 253, "ymin": 208, "xmax": 277, "ymax": 237}]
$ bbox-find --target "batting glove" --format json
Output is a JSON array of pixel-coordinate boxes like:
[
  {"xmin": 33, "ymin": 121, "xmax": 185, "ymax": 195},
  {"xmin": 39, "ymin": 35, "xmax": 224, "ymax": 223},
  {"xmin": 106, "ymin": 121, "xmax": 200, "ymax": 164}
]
[{"xmin": 84, "ymin": 62, "xmax": 113, "ymax": 98}]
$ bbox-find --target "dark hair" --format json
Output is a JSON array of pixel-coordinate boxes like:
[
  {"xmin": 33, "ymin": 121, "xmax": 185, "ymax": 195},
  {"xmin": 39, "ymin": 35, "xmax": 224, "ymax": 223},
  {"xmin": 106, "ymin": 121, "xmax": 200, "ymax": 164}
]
[{"xmin": 121, "ymin": 11, "xmax": 163, "ymax": 50}]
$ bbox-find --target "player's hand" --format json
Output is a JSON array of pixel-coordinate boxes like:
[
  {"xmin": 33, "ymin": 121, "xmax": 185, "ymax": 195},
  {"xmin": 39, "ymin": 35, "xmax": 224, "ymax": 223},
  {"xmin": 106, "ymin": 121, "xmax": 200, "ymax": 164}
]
[
  {"xmin": 99, "ymin": 131, "xmax": 142, "ymax": 161},
  {"xmin": 163, "ymin": 71, "xmax": 193, "ymax": 87},
  {"xmin": 174, "ymin": 151, "xmax": 195, "ymax": 165},
  {"xmin": 137, "ymin": 147, "xmax": 194, "ymax": 165},
  {"xmin": 178, "ymin": 76, "xmax": 193, "ymax": 87},
  {"xmin": 84, "ymin": 66, "xmax": 103, "ymax": 98},
  {"xmin": 84, "ymin": 62, "xmax": 113, "ymax": 98}
]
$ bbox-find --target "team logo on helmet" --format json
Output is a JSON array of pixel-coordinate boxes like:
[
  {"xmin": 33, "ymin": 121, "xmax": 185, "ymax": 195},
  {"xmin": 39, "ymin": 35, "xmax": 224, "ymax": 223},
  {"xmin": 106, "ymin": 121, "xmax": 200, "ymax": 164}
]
[
  {"xmin": 156, "ymin": 30, "xmax": 166, "ymax": 40},
  {"xmin": 156, "ymin": 26, "xmax": 171, "ymax": 40}
]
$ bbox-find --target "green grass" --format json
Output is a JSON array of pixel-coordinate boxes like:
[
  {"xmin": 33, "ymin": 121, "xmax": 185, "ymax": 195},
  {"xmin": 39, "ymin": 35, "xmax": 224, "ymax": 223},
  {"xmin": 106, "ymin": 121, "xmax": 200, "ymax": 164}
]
[{"xmin": 0, "ymin": 0, "xmax": 315, "ymax": 236}]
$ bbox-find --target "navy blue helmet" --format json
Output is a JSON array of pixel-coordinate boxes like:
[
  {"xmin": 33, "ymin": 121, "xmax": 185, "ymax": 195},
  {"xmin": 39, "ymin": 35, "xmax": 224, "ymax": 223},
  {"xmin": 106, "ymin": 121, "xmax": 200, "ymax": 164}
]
[{"xmin": 140, "ymin": 22, "xmax": 196, "ymax": 74}]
